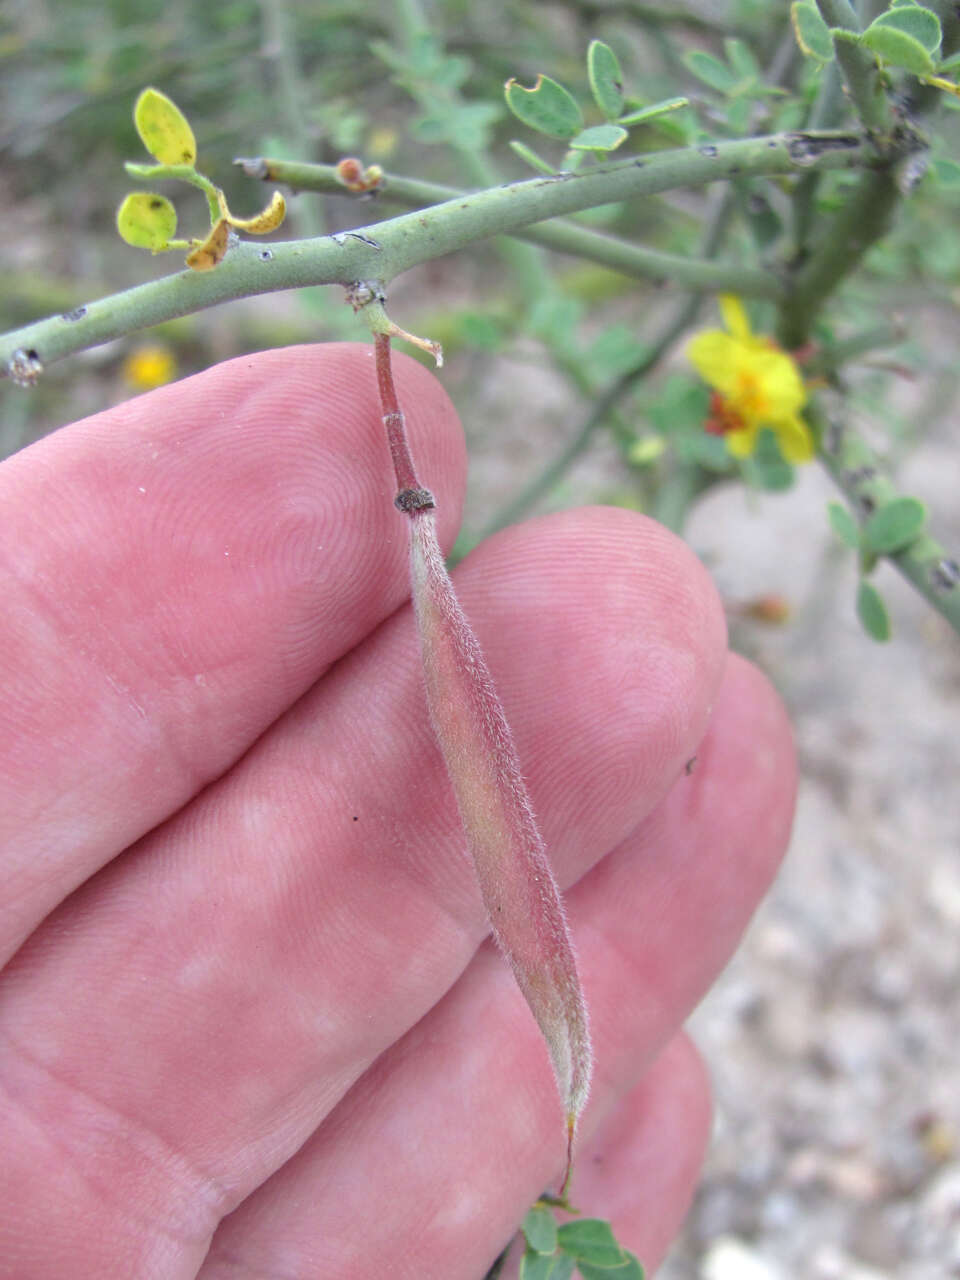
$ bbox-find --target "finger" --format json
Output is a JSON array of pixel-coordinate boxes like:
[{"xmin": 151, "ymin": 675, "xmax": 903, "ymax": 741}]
[
  {"xmin": 0, "ymin": 507, "xmax": 726, "ymax": 1278},
  {"xmin": 568, "ymin": 1034, "xmax": 712, "ymax": 1276},
  {"xmin": 0, "ymin": 344, "xmax": 465, "ymax": 963},
  {"xmin": 197, "ymin": 655, "xmax": 793, "ymax": 1279}
]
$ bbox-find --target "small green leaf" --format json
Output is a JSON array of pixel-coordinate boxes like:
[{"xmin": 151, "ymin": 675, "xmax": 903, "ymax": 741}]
[
  {"xmin": 568, "ymin": 124, "xmax": 629, "ymax": 151},
  {"xmin": 724, "ymin": 37, "xmax": 760, "ymax": 80},
  {"xmin": 938, "ymin": 51, "xmax": 960, "ymax": 72},
  {"xmin": 860, "ymin": 24, "xmax": 935, "ymax": 74},
  {"xmin": 828, "ymin": 501, "xmax": 861, "ymax": 549},
  {"xmin": 116, "ymin": 192, "xmax": 177, "ymax": 251},
  {"xmin": 577, "ymin": 1252, "xmax": 645, "ymax": 1280},
  {"xmin": 618, "ymin": 96, "xmax": 689, "ymax": 126},
  {"xmin": 683, "ymin": 49, "xmax": 738, "ymax": 92},
  {"xmin": 505, "ymin": 75, "xmax": 584, "ymax": 139},
  {"xmin": 557, "ymin": 1219, "xmax": 626, "ymax": 1267},
  {"xmin": 870, "ymin": 5, "xmax": 941, "ymax": 55},
  {"xmin": 587, "ymin": 40, "xmax": 625, "ymax": 119},
  {"xmin": 791, "ymin": 1, "xmax": 835, "ymax": 62},
  {"xmin": 857, "ymin": 578, "xmax": 891, "ymax": 641},
  {"xmin": 523, "ymin": 1206, "xmax": 559, "ymax": 1255},
  {"xmin": 860, "ymin": 496, "xmax": 927, "ymax": 552},
  {"xmin": 520, "ymin": 1248, "xmax": 575, "ymax": 1280},
  {"xmin": 134, "ymin": 87, "xmax": 197, "ymax": 166},
  {"xmin": 509, "ymin": 139, "xmax": 559, "ymax": 174}
]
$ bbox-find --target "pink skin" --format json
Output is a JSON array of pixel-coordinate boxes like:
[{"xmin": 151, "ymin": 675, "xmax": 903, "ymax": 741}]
[{"xmin": 0, "ymin": 345, "xmax": 795, "ymax": 1277}]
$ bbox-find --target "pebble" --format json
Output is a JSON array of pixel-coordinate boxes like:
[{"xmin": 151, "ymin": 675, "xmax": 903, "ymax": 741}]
[{"xmin": 700, "ymin": 1237, "xmax": 786, "ymax": 1280}]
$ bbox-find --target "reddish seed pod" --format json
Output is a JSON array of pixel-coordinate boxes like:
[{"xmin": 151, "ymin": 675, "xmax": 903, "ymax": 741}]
[{"xmin": 408, "ymin": 508, "xmax": 592, "ymax": 1190}]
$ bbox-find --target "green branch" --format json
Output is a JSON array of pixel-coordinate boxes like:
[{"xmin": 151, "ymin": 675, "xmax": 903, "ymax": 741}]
[
  {"xmin": 804, "ymin": 319, "xmax": 906, "ymax": 376},
  {"xmin": 1, "ymin": 131, "xmax": 872, "ymax": 381},
  {"xmin": 815, "ymin": 0, "xmax": 889, "ymax": 132},
  {"xmin": 239, "ymin": 157, "xmax": 778, "ymax": 298},
  {"xmin": 778, "ymin": 166, "xmax": 902, "ymax": 347},
  {"xmin": 811, "ymin": 403, "xmax": 960, "ymax": 634}
]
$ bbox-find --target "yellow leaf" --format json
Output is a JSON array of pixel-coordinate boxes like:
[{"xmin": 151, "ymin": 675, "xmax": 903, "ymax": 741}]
[
  {"xmin": 135, "ymin": 87, "xmax": 197, "ymax": 166},
  {"xmin": 216, "ymin": 188, "xmax": 286, "ymax": 233},
  {"xmin": 185, "ymin": 218, "xmax": 230, "ymax": 271},
  {"xmin": 116, "ymin": 192, "xmax": 177, "ymax": 251}
]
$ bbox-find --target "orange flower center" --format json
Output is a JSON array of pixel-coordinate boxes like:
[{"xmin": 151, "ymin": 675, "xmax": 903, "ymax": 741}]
[{"xmin": 705, "ymin": 390, "xmax": 743, "ymax": 436}]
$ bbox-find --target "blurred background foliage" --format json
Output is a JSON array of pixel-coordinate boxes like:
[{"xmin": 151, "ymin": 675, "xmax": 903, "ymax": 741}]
[{"xmin": 2, "ymin": 0, "xmax": 959, "ymax": 547}]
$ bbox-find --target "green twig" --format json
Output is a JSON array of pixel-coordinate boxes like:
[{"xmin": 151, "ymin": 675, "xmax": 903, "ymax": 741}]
[
  {"xmin": 242, "ymin": 158, "xmax": 780, "ymax": 298},
  {"xmin": 0, "ymin": 131, "xmax": 874, "ymax": 381},
  {"xmin": 815, "ymin": 0, "xmax": 889, "ymax": 132},
  {"xmin": 811, "ymin": 403, "xmax": 960, "ymax": 634},
  {"xmin": 778, "ymin": 167, "xmax": 902, "ymax": 348},
  {"xmin": 792, "ymin": 62, "xmax": 845, "ymax": 252},
  {"xmin": 804, "ymin": 319, "xmax": 906, "ymax": 375}
]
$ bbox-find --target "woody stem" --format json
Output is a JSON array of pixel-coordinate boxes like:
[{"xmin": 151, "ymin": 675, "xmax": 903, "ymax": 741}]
[{"xmin": 373, "ymin": 333, "xmax": 435, "ymax": 513}]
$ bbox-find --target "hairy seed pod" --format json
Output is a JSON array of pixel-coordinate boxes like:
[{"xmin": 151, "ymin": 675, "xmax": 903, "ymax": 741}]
[{"xmin": 408, "ymin": 508, "xmax": 592, "ymax": 1180}]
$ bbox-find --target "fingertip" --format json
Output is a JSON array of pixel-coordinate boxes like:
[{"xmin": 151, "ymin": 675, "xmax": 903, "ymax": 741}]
[
  {"xmin": 456, "ymin": 505, "xmax": 729, "ymax": 868},
  {"xmin": 679, "ymin": 650, "xmax": 798, "ymax": 899},
  {"xmin": 574, "ymin": 1032, "xmax": 712, "ymax": 1271}
]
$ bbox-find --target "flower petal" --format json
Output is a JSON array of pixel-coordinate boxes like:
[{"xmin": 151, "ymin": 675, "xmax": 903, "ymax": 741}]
[
  {"xmin": 752, "ymin": 351, "xmax": 807, "ymax": 411},
  {"xmin": 775, "ymin": 415, "xmax": 815, "ymax": 463},
  {"xmin": 719, "ymin": 295, "xmax": 751, "ymax": 341},
  {"xmin": 687, "ymin": 331, "xmax": 740, "ymax": 394},
  {"xmin": 726, "ymin": 424, "xmax": 759, "ymax": 458}
]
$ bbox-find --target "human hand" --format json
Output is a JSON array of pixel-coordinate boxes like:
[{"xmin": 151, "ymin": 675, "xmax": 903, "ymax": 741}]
[{"xmin": 0, "ymin": 345, "xmax": 795, "ymax": 1277}]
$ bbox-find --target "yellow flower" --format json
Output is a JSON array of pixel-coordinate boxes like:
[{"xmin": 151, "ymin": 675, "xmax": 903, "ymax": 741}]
[
  {"xmin": 122, "ymin": 342, "xmax": 177, "ymax": 390},
  {"xmin": 686, "ymin": 296, "xmax": 814, "ymax": 463}
]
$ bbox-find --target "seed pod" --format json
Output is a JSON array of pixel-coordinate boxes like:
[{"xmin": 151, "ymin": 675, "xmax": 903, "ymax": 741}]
[{"xmin": 408, "ymin": 508, "xmax": 592, "ymax": 1182}]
